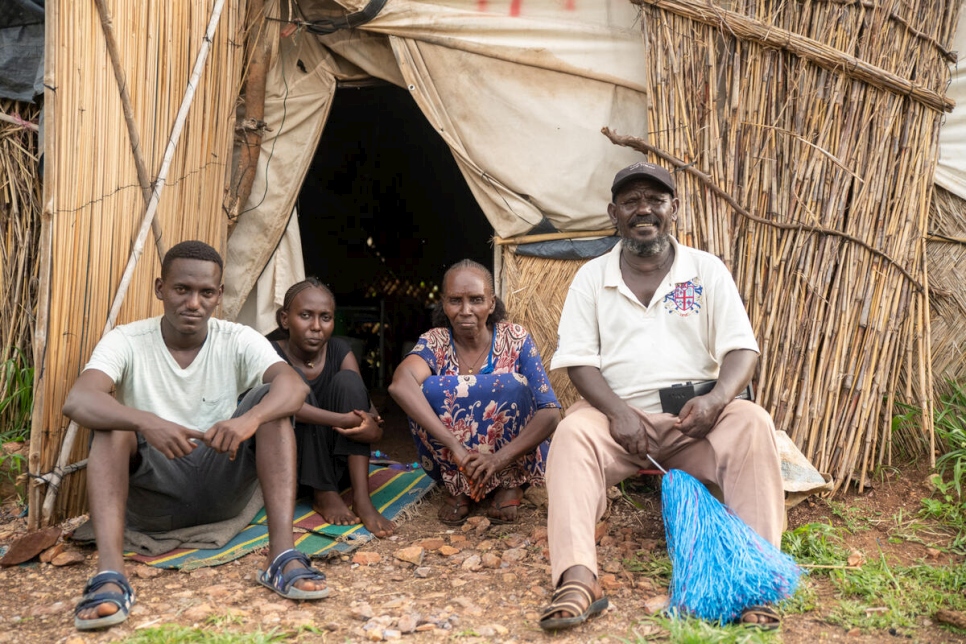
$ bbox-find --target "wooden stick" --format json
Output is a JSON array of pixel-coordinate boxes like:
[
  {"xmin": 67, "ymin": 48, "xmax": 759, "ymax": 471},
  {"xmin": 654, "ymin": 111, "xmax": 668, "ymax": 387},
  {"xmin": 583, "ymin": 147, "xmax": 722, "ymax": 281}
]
[
  {"xmin": 41, "ymin": 0, "xmax": 228, "ymax": 525},
  {"xmin": 224, "ymin": 0, "xmax": 273, "ymax": 235},
  {"xmin": 493, "ymin": 229, "xmax": 617, "ymax": 245},
  {"xmin": 93, "ymin": 0, "xmax": 166, "ymax": 263},
  {"xmin": 0, "ymin": 111, "xmax": 39, "ymax": 132}
]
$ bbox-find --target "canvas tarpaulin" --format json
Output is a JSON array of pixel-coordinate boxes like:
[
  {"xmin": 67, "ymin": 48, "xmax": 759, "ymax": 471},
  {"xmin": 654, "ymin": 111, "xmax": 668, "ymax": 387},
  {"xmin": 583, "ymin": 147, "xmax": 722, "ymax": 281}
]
[
  {"xmin": 228, "ymin": 0, "xmax": 650, "ymax": 325},
  {"xmin": 0, "ymin": 0, "xmax": 43, "ymax": 102}
]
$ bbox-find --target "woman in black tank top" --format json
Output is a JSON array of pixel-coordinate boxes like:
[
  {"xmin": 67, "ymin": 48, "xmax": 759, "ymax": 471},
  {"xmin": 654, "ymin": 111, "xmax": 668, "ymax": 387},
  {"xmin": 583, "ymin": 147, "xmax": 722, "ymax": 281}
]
[{"xmin": 268, "ymin": 278, "xmax": 395, "ymax": 538}]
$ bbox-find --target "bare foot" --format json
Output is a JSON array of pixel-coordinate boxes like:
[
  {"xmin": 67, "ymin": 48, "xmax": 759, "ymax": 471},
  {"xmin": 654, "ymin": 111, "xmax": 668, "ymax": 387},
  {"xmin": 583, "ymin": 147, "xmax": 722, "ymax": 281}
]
[
  {"xmin": 354, "ymin": 499, "xmax": 396, "ymax": 538},
  {"xmin": 312, "ymin": 490, "xmax": 359, "ymax": 526}
]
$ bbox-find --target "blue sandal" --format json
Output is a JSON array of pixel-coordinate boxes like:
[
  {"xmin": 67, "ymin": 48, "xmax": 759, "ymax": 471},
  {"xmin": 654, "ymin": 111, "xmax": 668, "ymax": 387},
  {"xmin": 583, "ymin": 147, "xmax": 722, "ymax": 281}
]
[
  {"xmin": 74, "ymin": 570, "xmax": 135, "ymax": 631},
  {"xmin": 258, "ymin": 549, "xmax": 330, "ymax": 600}
]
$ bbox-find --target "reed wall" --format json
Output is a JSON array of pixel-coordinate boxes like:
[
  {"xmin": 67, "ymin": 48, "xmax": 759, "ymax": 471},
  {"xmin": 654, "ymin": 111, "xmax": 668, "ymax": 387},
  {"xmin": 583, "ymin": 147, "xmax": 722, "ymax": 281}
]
[{"xmin": 30, "ymin": 0, "xmax": 248, "ymax": 525}]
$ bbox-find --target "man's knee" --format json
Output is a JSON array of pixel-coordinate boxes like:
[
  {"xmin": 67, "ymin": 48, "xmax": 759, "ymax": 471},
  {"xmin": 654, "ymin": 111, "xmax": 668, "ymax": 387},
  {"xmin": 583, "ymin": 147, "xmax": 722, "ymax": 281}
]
[
  {"xmin": 551, "ymin": 413, "xmax": 594, "ymax": 451},
  {"xmin": 89, "ymin": 428, "xmax": 138, "ymax": 459}
]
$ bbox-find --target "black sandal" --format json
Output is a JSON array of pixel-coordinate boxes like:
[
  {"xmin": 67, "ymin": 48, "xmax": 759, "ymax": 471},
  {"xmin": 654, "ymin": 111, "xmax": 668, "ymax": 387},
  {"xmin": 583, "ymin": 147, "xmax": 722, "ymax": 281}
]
[{"xmin": 74, "ymin": 570, "xmax": 135, "ymax": 631}]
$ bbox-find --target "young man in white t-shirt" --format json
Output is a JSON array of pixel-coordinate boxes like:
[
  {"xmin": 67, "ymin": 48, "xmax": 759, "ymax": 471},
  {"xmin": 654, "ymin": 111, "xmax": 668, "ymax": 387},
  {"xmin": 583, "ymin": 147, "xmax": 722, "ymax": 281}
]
[{"xmin": 64, "ymin": 241, "xmax": 326, "ymax": 631}]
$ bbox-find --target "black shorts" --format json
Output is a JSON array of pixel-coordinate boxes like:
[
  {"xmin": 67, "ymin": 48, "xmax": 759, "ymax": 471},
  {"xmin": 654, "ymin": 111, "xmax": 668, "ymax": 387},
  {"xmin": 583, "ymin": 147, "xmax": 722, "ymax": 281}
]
[{"xmin": 125, "ymin": 384, "xmax": 271, "ymax": 532}]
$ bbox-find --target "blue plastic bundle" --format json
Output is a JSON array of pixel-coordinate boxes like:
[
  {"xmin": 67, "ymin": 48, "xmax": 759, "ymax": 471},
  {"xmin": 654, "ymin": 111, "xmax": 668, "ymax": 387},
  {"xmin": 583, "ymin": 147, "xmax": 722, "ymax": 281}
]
[{"xmin": 660, "ymin": 468, "xmax": 802, "ymax": 623}]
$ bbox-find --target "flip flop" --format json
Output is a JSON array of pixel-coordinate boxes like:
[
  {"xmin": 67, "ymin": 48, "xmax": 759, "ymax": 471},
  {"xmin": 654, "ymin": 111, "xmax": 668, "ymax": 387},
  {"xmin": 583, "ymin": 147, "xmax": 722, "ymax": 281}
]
[
  {"xmin": 487, "ymin": 497, "xmax": 521, "ymax": 524},
  {"xmin": 258, "ymin": 549, "xmax": 330, "ymax": 600},
  {"xmin": 438, "ymin": 494, "xmax": 472, "ymax": 526},
  {"xmin": 74, "ymin": 570, "xmax": 136, "ymax": 631},
  {"xmin": 539, "ymin": 579, "xmax": 609, "ymax": 631},
  {"xmin": 740, "ymin": 604, "xmax": 781, "ymax": 630}
]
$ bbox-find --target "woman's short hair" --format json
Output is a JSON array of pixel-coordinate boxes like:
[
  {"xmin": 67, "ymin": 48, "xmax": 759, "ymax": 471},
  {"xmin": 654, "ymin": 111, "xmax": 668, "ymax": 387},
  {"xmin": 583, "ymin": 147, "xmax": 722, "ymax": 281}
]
[
  {"xmin": 431, "ymin": 259, "xmax": 507, "ymax": 329},
  {"xmin": 267, "ymin": 277, "xmax": 334, "ymax": 340}
]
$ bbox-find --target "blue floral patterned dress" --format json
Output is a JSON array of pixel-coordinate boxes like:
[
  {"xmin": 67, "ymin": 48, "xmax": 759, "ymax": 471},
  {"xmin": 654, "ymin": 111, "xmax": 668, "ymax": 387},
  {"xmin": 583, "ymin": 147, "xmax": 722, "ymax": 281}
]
[{"xmin": 406, "ymin": 321, "xmax": 560, "ymax": 496}]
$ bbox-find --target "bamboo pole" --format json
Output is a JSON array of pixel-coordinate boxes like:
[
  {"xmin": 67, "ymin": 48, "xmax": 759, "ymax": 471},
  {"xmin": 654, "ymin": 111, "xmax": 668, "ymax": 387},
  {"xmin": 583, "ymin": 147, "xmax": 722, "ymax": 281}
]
[
  {"xmin": 224, "ymin": 0, "xmax": 272, "ymax": 235},
  {"xmin": 39, "ymin": 0, "xmax": 228, "ymax": 524}
]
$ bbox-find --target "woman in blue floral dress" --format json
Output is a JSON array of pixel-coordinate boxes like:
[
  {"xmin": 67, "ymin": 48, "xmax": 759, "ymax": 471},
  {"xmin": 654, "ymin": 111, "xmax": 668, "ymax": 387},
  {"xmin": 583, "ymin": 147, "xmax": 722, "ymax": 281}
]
[{"xmin": 389, "ymin": 259, "xmax": 561, "ymax": 525}]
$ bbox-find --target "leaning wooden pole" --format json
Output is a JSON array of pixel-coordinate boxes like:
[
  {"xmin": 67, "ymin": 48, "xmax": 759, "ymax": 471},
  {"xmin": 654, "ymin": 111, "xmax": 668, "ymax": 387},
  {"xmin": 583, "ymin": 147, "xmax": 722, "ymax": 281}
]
[
  {"xmin": 38, "ymin": 0, "xmax": 228, "ymax": 525},
  {"xmin": 224, "ymin": 0, "xmax": 272, "ymax": 236},
  {"xmin": 93, "ymin": 0, "xmax": 167, "ymax": 262}
]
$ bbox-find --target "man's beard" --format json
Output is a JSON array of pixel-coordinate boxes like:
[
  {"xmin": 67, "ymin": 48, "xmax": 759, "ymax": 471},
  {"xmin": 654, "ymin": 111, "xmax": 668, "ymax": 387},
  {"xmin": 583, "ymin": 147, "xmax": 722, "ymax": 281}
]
[{"xmin": 623, "ymin": 233, "xmax": 670, "ymax": 258}]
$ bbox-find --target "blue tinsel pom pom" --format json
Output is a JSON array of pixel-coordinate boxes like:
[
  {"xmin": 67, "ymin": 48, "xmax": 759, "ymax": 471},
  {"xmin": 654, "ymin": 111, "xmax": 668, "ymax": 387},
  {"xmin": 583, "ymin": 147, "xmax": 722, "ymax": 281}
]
[{"xmin": 661, "ymin": 468, "xmax": 802, "ymax": 623}]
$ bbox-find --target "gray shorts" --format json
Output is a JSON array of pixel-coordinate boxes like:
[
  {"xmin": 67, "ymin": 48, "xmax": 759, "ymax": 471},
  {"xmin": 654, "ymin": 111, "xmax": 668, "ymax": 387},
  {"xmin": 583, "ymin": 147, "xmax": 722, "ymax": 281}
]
[{"xmin": 125, "ymin": 384, "xmax": 272, "ymax": 533}]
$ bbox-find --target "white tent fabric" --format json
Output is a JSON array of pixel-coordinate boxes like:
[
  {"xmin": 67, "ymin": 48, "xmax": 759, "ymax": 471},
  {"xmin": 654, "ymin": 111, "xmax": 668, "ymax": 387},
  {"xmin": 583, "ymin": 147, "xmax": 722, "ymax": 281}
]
[
  {"xmin": 231, "ymin": 0, "xmax": 966, "ymax": 333},
  {"xmin": 935, "ymin": 8, "xmax": 966, "ymax": 200},
  {"xmin": 229, "ymin": 0, "xmax": 651, "ymax": 327},
  {"xmin": 237, "ymin": 207, "xmax": 306, "ymax": 335}
]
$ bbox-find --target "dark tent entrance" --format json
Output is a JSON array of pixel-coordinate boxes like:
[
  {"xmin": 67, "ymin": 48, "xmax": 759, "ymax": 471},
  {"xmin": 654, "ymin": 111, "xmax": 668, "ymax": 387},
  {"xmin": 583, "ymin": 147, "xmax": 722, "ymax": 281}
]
[{"xmin": 296, "ymin": 81, "xmax": 492, "ymax": 389}]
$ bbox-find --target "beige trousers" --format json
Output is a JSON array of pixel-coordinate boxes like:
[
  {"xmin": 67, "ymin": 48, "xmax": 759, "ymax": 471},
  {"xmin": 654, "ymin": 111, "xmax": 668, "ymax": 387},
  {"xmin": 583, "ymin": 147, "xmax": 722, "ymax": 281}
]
[{"xmin": 546, "ymin": 399, "xmax": 784, "ymax": 586}]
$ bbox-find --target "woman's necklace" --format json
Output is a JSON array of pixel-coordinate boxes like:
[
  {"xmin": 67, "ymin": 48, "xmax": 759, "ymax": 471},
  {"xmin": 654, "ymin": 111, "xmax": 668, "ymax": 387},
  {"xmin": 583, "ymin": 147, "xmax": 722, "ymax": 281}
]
[
  {"xmin": 455, "ymin": 335, "xmax": 491, "ymax": 374},
  {"xmin": 289, "ymin": 340, "xmax": 322, "ymax": 370}
]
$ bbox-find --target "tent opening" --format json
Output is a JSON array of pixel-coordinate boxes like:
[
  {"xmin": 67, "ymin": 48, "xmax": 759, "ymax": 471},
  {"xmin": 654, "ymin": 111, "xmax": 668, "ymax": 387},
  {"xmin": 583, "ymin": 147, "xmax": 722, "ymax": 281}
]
[{"xmin": 296, "ymin": 81, "xmax": 493, "ymax": 388}]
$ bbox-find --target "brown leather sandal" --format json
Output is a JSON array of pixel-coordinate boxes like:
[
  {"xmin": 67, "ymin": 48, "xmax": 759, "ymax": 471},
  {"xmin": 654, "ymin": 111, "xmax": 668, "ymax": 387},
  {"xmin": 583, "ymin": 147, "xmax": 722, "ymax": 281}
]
[
  {"xmin": 739, "ymin": 604, "xmax": 781, "ymax": 630},
  {"xmin": 438, "ymin": 493, "xmax": 471, "ymax": 526},
  {"xmin": 539, "ymin": 579, "xmax": 609, "ymax": 631}
]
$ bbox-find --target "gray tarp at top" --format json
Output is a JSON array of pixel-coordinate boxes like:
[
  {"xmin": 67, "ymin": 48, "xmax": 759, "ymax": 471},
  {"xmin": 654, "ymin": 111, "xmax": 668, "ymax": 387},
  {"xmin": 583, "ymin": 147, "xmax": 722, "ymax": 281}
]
[{"xmin": 0, "ymin": 0, "xmax": 44, "ymax": 102}]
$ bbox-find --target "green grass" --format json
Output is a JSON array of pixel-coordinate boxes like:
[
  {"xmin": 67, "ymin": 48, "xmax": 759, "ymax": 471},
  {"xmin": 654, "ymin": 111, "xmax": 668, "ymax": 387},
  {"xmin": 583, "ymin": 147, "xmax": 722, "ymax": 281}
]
[
  {"xmin": 781, "ymin": 521, "xmax": 850, "ymax": 570},
  {"xmin": 625, "ymin": 614, "xmax": 781, "ymax": 643},
  {"xmin": 122, "ymin": 623, "xmax": 323, "ymax": 643},
  {"xmin": 0, "ymin": 347, "xmax": 33, "ymax": 497},
  {"xmin": 825, "ymin": 555, "xmax": 966, "ymax": 631}
]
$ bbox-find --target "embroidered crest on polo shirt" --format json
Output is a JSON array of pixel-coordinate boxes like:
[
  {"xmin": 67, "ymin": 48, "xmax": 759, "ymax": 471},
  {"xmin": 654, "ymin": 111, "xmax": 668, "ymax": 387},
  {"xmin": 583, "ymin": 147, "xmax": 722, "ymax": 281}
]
[{"xmin": 663, "ymin": 279, "xmax": 704, "ymax": 317}]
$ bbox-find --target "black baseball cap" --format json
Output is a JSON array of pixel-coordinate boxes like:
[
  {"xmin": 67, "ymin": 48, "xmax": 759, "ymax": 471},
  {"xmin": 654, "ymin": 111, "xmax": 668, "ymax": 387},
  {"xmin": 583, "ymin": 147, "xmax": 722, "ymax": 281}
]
[{"xmin": 611, "ymin": 161, "xmax": 676, "ymax": 199}]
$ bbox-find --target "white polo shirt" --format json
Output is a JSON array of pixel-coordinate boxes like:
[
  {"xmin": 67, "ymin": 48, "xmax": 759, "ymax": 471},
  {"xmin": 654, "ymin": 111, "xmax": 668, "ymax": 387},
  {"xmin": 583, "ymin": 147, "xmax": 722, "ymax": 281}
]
[{"xmin": 551, "ymin": 238, "xmax": 759, "ymax": 413}]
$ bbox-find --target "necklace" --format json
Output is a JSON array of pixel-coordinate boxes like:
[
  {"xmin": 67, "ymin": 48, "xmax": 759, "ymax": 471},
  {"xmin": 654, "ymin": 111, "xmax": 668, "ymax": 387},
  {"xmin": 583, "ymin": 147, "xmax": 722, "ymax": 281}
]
[{"xmin": 455, "ymin": 335, "xmax": 491, "ymax": 374}]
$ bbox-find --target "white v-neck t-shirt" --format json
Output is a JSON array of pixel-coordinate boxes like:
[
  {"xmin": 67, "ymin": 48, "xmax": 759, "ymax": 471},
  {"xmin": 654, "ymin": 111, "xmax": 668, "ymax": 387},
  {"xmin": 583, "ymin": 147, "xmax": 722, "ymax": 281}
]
[
  {"xmin": 84, "ymin": 316, "xmax": 283, "ymax": 432},
  {"xmin": 551, "ymin": 238, "xmax": 759, "ymax": 413}
]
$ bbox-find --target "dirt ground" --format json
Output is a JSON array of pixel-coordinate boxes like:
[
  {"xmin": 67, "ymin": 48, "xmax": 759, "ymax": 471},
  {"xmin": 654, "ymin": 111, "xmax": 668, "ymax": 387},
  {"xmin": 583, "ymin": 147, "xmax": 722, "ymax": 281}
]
[{"xmin": 1, "ymin": 399, "xmax": 964, "ymax": 644}]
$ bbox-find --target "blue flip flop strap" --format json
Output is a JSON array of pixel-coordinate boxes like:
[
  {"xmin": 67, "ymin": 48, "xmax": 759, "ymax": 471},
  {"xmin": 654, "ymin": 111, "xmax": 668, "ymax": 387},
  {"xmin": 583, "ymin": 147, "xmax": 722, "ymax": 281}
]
[
  {"xmin": 76, "ymin": 571, "xmax": 134, "ymax": 616},
  {"xmin": 266, "ymin": 549, "xmax": 326, "ymax": 593}
]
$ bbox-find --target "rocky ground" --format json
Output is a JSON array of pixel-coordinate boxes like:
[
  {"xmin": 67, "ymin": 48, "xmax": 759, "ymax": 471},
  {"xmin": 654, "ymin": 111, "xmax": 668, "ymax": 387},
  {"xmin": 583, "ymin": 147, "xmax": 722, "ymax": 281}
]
[{"xmin": 0, "ymin": 403, "xmax": 964, "ymax": 643}]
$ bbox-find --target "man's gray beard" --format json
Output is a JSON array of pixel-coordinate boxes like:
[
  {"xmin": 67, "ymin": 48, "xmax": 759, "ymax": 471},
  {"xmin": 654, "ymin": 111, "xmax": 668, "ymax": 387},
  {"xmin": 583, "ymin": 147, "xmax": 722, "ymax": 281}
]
[{"xmin": 623, "ymin": 234, "xmax": 670, "ymax": 258}]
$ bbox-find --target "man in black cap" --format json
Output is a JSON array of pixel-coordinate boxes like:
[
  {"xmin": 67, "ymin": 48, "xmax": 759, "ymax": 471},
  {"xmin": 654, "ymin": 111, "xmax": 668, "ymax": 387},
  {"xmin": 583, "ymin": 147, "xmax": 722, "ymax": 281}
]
[{"xmin": 538, "ymin": 161, "xmax": 784, "ymax": 631}]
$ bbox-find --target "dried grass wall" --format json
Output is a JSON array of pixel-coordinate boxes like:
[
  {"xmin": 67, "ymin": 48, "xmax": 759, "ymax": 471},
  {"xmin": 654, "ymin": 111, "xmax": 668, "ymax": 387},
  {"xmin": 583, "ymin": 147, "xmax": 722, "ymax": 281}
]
[
  {"xmin": 30, "ymin": 0, "xmax": 249, "ymax": 525},
  {"xmin": 921, "ymin": 187, "xmax": 966, "ymax": 401},
  {"xmin": 0, "ymin": 101, "xmax": 41, "ymax": 427}
]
